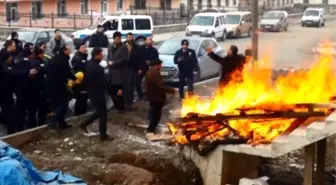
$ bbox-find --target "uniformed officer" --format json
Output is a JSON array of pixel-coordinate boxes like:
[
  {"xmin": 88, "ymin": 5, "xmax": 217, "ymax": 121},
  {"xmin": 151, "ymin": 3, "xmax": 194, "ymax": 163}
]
[
  {"xmin": 10, "ymin": 31, "xmax": 23, "ymax": 56},
  {"xmin": 27, "ymin": 47, "xmax": 48, "ymax": 128},
  {"xmin": 70, "ymin": 43, "xmax": 88, "ymax": 116},
  {"xmin": 173, "ymin": 39, "xmax": 199, "ymax": 99}
]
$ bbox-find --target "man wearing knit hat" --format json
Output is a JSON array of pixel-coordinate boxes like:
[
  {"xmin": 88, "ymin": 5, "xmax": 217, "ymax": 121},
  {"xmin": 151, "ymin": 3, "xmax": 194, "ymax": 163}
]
[{"xmin": 173, "ymin": 39, "xmax": 199, "ymax": 99}]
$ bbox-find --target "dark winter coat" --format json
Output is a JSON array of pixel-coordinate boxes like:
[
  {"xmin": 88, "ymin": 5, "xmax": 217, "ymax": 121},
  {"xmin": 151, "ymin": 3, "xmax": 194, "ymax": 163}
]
[
  {"xmin": 136, "ymin": 45, "xmax": 159, "ymax": 72},
  {"xmin": 173, "ymin": 48, "xmax": 199, "ymax": 75},
  {"xmin": 107, "ymin": 43, "xmax": 129, "ymax": 85},
  {"xmin": 208, "ymin": 52, "xmax": 245, "ymax": 87},
  {"xmin": 88, "ymin": 32, "xmax": 109, "ymax": 48}
]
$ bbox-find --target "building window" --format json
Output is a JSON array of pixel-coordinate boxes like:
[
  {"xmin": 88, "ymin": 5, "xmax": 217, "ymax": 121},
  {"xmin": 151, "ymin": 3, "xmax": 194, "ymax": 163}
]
[
  {"xmin": 80, "ymin": 0, "xmax": 88, "ymax": 14},
  {"xmin": 217, "ymin": 0, "xmax": 221, "ymax": 6},
  {"xmin": 225, "ymin": 0, "xmax": 229, "ymax": 6},
  {"xmin": 5, "ymin": 2, "xmax": 19, "ymax": 22},
  {"xmin": 101, "ymin": 0, "xmax": 108, "ymax": 13},
  {"xmin": 160, "ymin": 0, "xmax": 172, "ymax": 10},
  {"xmin": 233, "ymin": 0, "xmax": 237, "ymax": 5},
  {"xmin": 135, "ymin": 0, "xmax": 146, "ymax": 9},
  {"xmin": 207, "ymin": 0, "xmax": 212, "ymax": 8},
  {"xmin": 117, "ymin": 0, "xmax": 123, "ymax": 11},
  {"xmin": 32, "ymin": 1, "xmax": 43, "ymax": 20},
  {"xmin": 57, "ymin": 0, "xmax": 67, "ymax": 17}
]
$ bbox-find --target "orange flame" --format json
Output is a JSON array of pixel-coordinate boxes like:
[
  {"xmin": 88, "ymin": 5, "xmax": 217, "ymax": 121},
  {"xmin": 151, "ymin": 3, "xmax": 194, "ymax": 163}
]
[{"xmin": 173, "ymin": 51, "xmax": 335, "ymax": 145}]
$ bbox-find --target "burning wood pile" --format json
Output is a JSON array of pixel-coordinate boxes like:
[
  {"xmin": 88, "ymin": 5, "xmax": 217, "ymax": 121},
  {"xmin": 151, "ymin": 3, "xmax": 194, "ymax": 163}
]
[{"xmin": 168, "ymin": 55, "xmax": 336, "ymax": 156}]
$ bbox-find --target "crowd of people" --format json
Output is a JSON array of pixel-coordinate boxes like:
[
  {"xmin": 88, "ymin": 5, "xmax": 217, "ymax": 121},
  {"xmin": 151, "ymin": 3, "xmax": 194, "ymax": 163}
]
[{"xmin": 0, "ymin": 28, "xmax": 250, "ymax": 141}]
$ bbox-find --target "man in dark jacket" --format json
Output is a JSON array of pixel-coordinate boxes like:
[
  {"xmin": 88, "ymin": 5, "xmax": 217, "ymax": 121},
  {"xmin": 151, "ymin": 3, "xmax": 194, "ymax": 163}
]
[
  {"xmin": 107, "ymin": 31, "xmax": 127, "ymax": 112},
  {"xmin": 10, "ymin": 31, "xmax": 23, "ymax": 56},
  {"xmin": 70, "ymin": 43, "xmax": 88, "ymax": 116},
  {"xmin": 123, "ymin": 32, "xmax": 138, "ymax": 110},
  {"xmin": 135, "ymin": 36, "xmax": 159, "ymax": 101},
  {"xmin": 207, "ymin": 45, "xmax": 245, "ymax": 88},
  {"xmin": 89, "ymin": 25, "xmax": 109, "ymax": 48},
  {"xmin": 173, "ymin": 39, "xmax": 199, "ymax": 99},
  {"xmin": 14, "ymin": 42, "xmax": 34, "ymax": 64},
  {"xmin": 80, "ymin": 47, "xmax": 111, "ymax": 141},
  {"xmin": 145, "ymin": 59, "xmax": 175, "ymax": 138},
  {"xmin": 46, "ymin": 44, "xmax": 76, "ymax": 130},
  {"xmin": 13, "ymin": 48, "xmax": 36, "ymax": 131},
  {"xmin": 26, "ymin": 48, "xmax": 48, "ymax": 128},
  {"xmin": 0, "ymin": 40, "xmax": 17, "ymax": 134}
]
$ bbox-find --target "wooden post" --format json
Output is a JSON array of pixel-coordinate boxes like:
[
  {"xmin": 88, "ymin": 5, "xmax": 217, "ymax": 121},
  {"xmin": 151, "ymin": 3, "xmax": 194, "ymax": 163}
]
[
  {"xmin": 303, "ymin": 143, "xmax": 316, "ymax": 185},
  {"xmin": 251, "ymin": 0, "xmax": 259, "ymax": 62},
  {"xmin": 316, "ymin": 139, "xmax": 327, "ymax": 185}
]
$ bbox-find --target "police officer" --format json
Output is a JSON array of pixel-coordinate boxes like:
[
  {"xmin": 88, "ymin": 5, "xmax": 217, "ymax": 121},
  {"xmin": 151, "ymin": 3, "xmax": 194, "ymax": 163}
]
[
  {"xmin": 46, "ymin": 44, "xmax": 76, "ymax": 130},
  {"xmin": 27, "ymin": 47, "xmax": 48, "ymax": 128},
  {"xmin": 89, "ymin": 25, "xmax": 109, "ymax": 48},
  {"xmin": 13, "ymin": 48, "xmax": 36, "ymax": 131},
  {"xmin": 14, "ymin": 42, "xmax": 34, "ymax": 63},
  {"xmin": 70, "ymin": 43, "xmax": 88, "ymax": 116},
  {"xmin": 0, "ymin": 40, "xmax": 17, "ymax": 134},
  {"xmin": 173, "ymin": 39, "xmax": 199, "ymax": 99},
  {"xmin": 10, "ymin": 31, "xmax": 23, "ymax": 56},
  {"xmin": 80, "ymin": 47, "xmax": 112, "ymax": 141}
]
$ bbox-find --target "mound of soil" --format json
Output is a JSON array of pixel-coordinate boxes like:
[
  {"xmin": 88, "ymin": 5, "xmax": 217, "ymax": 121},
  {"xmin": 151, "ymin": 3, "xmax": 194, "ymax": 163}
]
[{"xmin": 19, "ymin": 105, "xmax": 202, "ymax": 185}]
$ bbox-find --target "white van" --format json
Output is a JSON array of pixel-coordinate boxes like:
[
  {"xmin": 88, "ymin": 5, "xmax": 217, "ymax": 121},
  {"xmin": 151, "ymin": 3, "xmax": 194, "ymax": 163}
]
[
  {"xmin": 301, "ymin": 8, "xmax": 325, "ymax": 27},
  {"xmin": 72, "ymin": 15, "xmax": 153, "ymax": 46},
  {"xmin": 185, "ymin": 12, "xmax": 227, "ymax": 41}
]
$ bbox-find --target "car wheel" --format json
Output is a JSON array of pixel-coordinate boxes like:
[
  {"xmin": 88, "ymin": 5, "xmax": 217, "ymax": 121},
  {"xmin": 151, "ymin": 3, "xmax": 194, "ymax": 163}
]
[
  {"xmin": 322, "ymin": 20, "xmax": 325, "ymax": 27},
  {"xmin": 236, "ymin": 30, "xmax": 241, "ymax": 38},
  {"xmin": 284, "ymin": 25, "xmax": 288, "ymax": 31},
  {"xmin": 222, "ymin": 31, "xmax": 227, "ymax": 41},
  {"xmin": 317, "ymin": 21, "xmax": 322, "ymax": 28},
  {"xmin": 248, "ymin": 28, "xmax": 252, "ymax": 37}
]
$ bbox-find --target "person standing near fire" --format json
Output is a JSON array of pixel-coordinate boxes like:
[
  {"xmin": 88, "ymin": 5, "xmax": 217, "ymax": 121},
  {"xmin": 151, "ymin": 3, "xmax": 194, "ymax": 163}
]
[
  {"xmin": 173, "ymin": 39, "xmax": 199, "ymax": 99},
  {"xmin": 207, "ymin": 45, "xmax": 245, "ymax": 88},
  {"xmin": 89, "ymin": 25, "xmax": 109, "ymax": 48},
  {"xmin": 145, "ymin": 59, "xmax": 175, "ymax": 139}
]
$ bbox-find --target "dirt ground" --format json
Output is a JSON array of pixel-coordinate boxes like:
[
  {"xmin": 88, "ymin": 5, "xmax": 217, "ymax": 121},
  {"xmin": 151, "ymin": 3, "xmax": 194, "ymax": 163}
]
[{"xmin": 19, "ymin": 101, "xmax": 202, "ymax": 185}]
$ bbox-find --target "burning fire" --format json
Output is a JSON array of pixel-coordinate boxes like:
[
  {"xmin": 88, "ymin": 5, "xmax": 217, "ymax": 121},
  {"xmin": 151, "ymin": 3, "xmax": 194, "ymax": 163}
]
[{"xmin": 170, "ymin": 52, "xmax": 336, "ymax": 146}]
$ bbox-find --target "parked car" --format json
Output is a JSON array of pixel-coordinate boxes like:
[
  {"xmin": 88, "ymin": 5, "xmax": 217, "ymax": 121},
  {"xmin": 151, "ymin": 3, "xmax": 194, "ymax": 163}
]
[
  {"xmin": 301, "ymin": 8, "xmax": 325, "ymax": 27},
  {"xmin": 259, "ymin": 11, "xmax": 289, "ymax": 32},
  {"xmin": 71, "ymin": 15, "xmax": 153, "ymax": 47},
  {"xmin": 157, "ymin": 36, "xmax": 223, "ymax": 84},
  {"xmin": 185, "ymin": 12, "xmax": 227, "ymax": 41},
  {"xmin": 1, "ymin": 28, "xmax": 73, "ymax": 49},
  {"xmin": 224, "ymin": 11, "xmax": 252, "ymax": 38}
]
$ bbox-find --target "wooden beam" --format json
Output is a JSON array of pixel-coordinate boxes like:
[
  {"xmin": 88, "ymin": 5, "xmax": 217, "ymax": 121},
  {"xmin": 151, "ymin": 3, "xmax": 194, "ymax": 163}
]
[
  {"xmin": 303, "ymin": 143, "xmax": 316, "ymax": 185},
  {"xmin": 316, "ymin": 139, "xmax": 327, "ymax": 185}
]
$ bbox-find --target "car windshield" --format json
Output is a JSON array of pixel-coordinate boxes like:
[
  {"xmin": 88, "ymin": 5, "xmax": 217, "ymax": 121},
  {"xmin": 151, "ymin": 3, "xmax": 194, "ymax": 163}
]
[
  {"xmin": 263, "ymin": 12, "xmax": 282, "ymax": 19},
  {"xmin": 158, "ymin": 38, "xmax": 199, "ymax": 55},
  {"xmin": 190, "ymin": 16, "xmax": 214, "ymax": 26},
  {"xmin": 225, "ymin": 14, "xmax": 241, "ymax": 24},
  {"xmin": 304, "ymin": 10, "xmax": 319, "ymax": 16},
  {"xmin": 17, "ymin": 32, "xmax": 37, "ymax": 43}
]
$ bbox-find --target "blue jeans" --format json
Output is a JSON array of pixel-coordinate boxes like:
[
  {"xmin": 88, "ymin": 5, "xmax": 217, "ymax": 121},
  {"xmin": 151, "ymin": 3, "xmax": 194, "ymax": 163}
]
[{"xmin": 178, "ymin": 72, "xmax": 194, "ymax": 99}]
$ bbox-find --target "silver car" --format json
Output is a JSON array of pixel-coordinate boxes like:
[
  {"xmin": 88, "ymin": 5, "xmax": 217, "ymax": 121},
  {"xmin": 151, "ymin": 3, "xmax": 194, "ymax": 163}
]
[
  {"xmin": 259, "ymin": 11, "xmax": 289, "ymax": 32},
  {"xmin": 158, "ymin": 36, "xmax": 223, "ymax": 83}
]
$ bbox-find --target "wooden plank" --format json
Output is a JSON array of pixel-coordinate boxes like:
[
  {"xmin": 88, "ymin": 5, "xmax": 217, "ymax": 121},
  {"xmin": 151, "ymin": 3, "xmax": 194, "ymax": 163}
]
[
  {"xmin": 147, "ymin": 134, "xmax": 175, "ymax": 141},
  {"xmin": 316, "ymin": 139, "xmax": 327, "ymax": 185},
  {"xmin": 303, "ymin": 143, "xmax": 316, "ymax": 185},
  {"xmin": 172, "ymin": 111, "xmax": 327, "ymax": 123}
]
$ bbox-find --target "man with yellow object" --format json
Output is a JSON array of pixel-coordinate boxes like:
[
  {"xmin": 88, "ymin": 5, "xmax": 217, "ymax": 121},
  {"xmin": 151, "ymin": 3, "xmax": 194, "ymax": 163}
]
[{"xmin": 70, "ymin": 43, "xmax": 88, "ymax": 116}]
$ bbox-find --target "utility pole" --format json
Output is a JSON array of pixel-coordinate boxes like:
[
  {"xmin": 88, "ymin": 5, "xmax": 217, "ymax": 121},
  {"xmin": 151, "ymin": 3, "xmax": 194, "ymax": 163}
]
[{"xmin": 251, "ymin": 0, "xmax": 259, "ymax": 62}]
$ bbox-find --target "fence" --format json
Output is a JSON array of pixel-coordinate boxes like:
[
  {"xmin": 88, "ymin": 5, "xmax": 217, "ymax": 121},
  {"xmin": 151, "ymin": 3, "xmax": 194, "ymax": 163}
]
[{"xmin": 0, "ymin": 4, "xmax": 307, "ymax": 29}]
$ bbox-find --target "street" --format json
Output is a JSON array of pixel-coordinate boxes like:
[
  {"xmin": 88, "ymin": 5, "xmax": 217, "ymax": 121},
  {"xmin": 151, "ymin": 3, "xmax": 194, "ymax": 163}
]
[{"xmin": 157, "ymin": 19, "xmax": 336, "ymax": 70}]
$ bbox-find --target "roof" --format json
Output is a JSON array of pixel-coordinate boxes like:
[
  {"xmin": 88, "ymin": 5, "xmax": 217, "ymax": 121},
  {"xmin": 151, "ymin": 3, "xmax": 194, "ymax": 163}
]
[
  {"xmin": 224, "ymin": 11, "xmax": 251, "ymax": 15},
  {"xmin": 168, "ymin": 36, "xmax": 215, "ymax": 42},
  {"xmin": 305, "ymin": 7, "xmax": 324, "ymax": 11},
  {"xmin": 103, "ymin": 15, "xmax": 152, "ymax": 19},
  {"xmin": 194, "ymin": 12, "xmax": 226, "ymax": 17},
  {"xmin": 18, "ymin": 28, "xmax": 56, "ymax": 32}
]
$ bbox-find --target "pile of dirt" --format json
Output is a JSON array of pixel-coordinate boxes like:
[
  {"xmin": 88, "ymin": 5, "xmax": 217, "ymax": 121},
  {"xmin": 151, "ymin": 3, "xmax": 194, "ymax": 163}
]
[{"xmin": 19, "ymin": 107, "xmax": 202, "ymax": 185}]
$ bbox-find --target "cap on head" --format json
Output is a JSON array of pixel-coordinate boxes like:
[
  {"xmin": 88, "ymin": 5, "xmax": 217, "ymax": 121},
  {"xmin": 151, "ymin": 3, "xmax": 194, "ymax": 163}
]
[
  {"xmin": 24, "ymin": 42, "xmax": 33, "ymax": 49},
  {"xmin": 11, "ymin": 31, "xmax": 18, "ymax": 38},
  {"xmin": 149, "ymin": 59, "xmax": 163, "ymax": 66},
  {"xmin": 181, "ymin": 39, "xmax": 189, "ymax": 46},
  {"xmin": 54, "ymin": 28, "xmax": 60, "ymax": 33},
  {"xmin": 97, "ymin": 25, "xmax": 104, "ymax": 29},
  {"xmin": 113, "ymin": 31, "xmax": 122, "ymax": 39}
]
